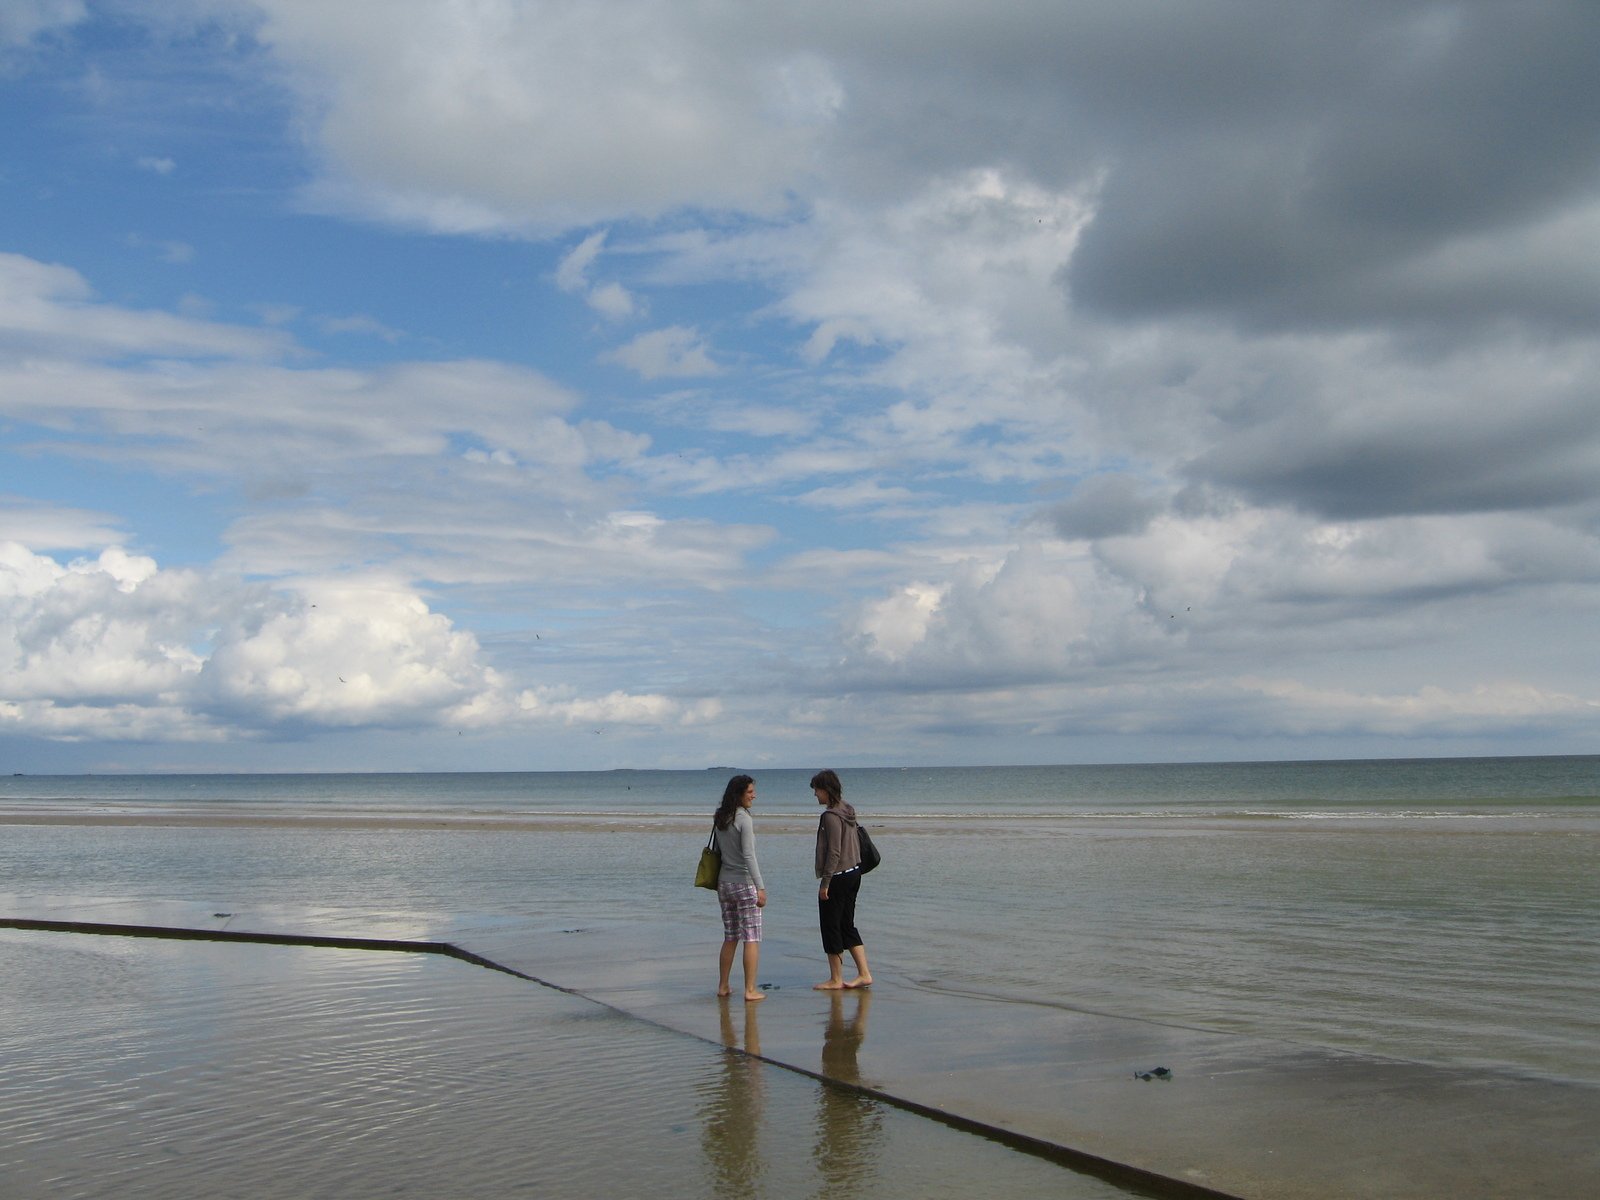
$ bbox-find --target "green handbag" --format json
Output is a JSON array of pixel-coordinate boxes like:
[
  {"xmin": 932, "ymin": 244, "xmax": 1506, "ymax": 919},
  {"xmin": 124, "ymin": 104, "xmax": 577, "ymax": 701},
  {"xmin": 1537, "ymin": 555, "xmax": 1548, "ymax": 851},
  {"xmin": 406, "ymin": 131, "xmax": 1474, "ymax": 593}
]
[{"xmin": 694, "ymin": 828, "xmax": 721, "ymax": 889}]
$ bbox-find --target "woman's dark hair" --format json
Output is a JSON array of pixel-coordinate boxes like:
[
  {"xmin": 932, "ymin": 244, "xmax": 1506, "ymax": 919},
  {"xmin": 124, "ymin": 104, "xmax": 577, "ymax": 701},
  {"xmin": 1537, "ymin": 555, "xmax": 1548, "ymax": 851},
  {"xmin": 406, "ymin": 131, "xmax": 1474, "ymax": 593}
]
[
  {"xmin": 810, "ymin": 768, "xmax": 842, "ymax": 808},
  {"xmin": 714, "ymin": 774, "xmax": 755, "ymax": 830}
]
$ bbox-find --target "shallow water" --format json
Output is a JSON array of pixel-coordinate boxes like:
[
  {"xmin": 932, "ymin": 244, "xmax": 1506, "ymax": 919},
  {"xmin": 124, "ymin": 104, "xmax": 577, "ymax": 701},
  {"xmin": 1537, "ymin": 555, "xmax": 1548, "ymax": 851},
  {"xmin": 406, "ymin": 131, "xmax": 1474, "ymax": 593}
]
[
  {"xmin": 0, "ymin": 929, "xmax": 1136, "ymax": 1200},
  {"xmin": 4, "ymin": 808, "xmax": 1596, "ymax": 1085},
  {"xmin": 4, "ymin": 755, "xmax": 1598, "ymax": 1096}
]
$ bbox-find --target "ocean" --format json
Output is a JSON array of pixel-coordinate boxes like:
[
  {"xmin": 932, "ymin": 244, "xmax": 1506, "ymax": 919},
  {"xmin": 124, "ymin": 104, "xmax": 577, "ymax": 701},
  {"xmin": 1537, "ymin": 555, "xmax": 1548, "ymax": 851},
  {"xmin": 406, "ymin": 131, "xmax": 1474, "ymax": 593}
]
[{"xmin": 3, "ymin": 755, "xmax": 1598, "ymax": 1196}]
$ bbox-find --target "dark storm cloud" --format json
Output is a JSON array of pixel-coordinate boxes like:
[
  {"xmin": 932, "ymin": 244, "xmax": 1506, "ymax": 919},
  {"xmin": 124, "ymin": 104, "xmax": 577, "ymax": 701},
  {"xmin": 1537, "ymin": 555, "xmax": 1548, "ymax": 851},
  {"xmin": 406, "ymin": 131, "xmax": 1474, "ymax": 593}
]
[
  {"xmin": 1185, "ymin": 371, "xmax": 1600, "ymax": 519},
  {"xmin": 1047, "ymin": 473, "xmax": 1164, "ymax": 539},
  {"xmin": 1051, "ymin": 1, "xmax": 1600, "ymax": 333}
]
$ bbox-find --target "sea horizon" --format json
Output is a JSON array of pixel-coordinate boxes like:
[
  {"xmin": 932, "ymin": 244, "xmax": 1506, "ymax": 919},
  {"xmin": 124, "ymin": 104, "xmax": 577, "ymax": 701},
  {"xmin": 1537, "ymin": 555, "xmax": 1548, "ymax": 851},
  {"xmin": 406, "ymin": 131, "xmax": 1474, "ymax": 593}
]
[{"xmin": 10, "ymin": 748, "xmax": 1599, "ymax": 776}]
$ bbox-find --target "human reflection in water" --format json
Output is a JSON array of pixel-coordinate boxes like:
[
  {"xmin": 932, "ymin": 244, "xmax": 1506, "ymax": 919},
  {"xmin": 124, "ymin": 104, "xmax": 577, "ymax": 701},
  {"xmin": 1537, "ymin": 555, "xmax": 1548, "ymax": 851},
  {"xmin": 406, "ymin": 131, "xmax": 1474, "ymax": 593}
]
[
  {"xmin": 699, "ymin": 996, "xmax": 765, "ymax": 1198},
  {"xmin": 813, "ymin": 989, "xmax": 882, "ymax": 1195}
]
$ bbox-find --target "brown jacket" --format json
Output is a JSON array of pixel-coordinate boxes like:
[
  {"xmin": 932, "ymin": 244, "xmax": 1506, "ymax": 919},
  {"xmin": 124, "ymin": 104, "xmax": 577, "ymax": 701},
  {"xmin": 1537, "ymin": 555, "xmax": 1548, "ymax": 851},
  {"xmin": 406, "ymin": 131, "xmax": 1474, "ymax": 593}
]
[{"xmin": 815, "ymin": 803, "xmax": 861, "ymax": 878}]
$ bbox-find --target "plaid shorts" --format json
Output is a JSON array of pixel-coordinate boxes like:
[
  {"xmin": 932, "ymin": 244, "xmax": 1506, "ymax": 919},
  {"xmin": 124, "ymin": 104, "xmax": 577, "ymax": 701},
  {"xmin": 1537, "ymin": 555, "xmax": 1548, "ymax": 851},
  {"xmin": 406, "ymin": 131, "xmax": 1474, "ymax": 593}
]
[{"xmin": 717, "ymin": 881, "xmax": 762, "ymax": 943}]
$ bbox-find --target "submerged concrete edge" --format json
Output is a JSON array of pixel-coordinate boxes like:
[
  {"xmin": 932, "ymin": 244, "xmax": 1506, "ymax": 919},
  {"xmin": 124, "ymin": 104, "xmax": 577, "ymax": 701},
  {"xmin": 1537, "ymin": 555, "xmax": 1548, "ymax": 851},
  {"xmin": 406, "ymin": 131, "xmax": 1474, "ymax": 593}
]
[{"xmin": 5, "ymin": 915, "xmax": 1240, "ymax": 1200}]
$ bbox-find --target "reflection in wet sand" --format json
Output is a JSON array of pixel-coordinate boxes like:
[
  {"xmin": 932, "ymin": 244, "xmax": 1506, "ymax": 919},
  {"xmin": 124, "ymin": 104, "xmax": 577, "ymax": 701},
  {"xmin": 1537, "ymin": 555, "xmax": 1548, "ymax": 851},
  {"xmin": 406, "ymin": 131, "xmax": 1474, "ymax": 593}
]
[
  {"xmin": 700, "ymin": 997, "xmax": 766, "ymax": 1198},
  {"xmin": 814, "ymin": 989, "xmax": 882, "ymax": 1196}
]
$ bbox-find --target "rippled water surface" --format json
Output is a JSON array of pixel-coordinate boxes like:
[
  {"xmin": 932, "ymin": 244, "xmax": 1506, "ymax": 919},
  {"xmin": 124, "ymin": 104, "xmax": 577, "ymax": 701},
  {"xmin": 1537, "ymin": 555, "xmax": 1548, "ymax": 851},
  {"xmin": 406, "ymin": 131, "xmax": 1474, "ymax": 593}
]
[
  {"xmin": 4, "ymin": 756, "xmax": 1597, "ymax": 1092},
  {"xmin": 0, "ymin": 930, "xmax": 1135, "ymax": 1200},
  {"xmin": 5, "ymin": 812, "xmax": 1597, "ymax": 1084}
]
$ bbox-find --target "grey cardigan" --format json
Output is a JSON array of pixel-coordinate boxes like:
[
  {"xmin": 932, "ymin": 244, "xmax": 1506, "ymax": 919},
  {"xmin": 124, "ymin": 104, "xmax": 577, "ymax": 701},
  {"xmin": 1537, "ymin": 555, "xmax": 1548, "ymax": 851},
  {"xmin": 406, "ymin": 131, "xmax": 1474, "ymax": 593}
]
[{"xmin": 714, "ymin": 808, "xmax": 764, "ymax": 890}]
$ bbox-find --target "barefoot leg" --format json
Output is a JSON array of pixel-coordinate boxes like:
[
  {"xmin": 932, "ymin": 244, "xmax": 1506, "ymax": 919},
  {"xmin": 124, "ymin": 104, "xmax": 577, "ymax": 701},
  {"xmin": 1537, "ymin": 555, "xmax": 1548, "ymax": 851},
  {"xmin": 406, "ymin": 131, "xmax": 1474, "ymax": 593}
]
[
  {"xmin": 813, "ymin": 951, "xmax": 847, "ymax": 989},
  {"xmin": 741, "ymin": 941, "xmax": 764, "ymax": 1000},
  {"xmin": 843, "ymin": 944, "xmax": 872, "ymax": 988}
]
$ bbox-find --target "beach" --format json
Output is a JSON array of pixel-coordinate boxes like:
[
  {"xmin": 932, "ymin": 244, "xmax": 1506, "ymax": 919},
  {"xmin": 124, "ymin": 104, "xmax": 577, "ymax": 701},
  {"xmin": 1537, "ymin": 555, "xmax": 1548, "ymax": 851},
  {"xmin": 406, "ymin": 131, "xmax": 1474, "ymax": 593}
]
[
  {"xmin": 0, "ymin": 926, "xmax": 1139, "ymax": 1200},
  {"xmin": 4, "ymin": 758, "xmax": 1599, "ymax": 1197}
]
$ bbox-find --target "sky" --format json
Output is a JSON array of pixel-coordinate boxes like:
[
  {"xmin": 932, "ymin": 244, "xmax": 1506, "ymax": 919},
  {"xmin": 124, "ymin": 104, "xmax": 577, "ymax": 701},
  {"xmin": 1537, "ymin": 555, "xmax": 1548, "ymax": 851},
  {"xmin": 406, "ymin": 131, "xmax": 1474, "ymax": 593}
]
[{"xmin": 2, "ymin": 0, "xmax": 1599, "ymax": 774}]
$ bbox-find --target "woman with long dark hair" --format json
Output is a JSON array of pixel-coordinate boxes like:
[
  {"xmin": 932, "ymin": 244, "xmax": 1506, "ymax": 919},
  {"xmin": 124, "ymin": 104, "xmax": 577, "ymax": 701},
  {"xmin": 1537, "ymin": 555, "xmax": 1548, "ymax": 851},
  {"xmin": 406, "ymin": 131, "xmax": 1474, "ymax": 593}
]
[
  {"xmin": 811, "ymin": 768, "xmax": 872, "ymax": 990},
  {"xmin": 713, "ymin": 773, "xmax": 767, "ymax": 1001}
]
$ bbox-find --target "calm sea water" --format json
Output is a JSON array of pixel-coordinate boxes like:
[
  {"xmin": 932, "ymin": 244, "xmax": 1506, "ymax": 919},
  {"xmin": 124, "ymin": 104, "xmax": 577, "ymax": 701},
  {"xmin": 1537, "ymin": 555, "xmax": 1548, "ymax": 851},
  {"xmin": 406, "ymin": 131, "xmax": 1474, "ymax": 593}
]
[
  {"xmin": 4, "ymin": 755, "xmax": 1598, "ymax": 817},
  {"xmin": 4, "ymin": 756, "xmax": 1598, "ymax": 1088}
]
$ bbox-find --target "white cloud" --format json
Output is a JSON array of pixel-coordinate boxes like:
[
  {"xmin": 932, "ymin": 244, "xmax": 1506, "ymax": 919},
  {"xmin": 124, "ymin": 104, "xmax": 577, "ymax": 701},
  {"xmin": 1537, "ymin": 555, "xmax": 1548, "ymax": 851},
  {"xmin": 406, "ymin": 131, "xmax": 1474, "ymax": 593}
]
[
  {"xmin": 637, "ymin": 168, "xmax": 1091, "ymax": 483},
  {"xmin": 253, "ymin": 0, "xmax": 839, "ymax": 231},
  {"xmin": 585, "ymin": 282, "xmax": 638, "ymax": 320},
  {"xmin": 0, "ymin": 543, "xmax": 212, "ymax": 709},
  {"xmin": 0, "ymin": 500, "xmax": 127, "ymax": 551},
  {"xmin": 604, "ymin": 326, "xmax": 721, "ymax": 379},
  {"xmin": 0, "ymin": 541, "xmax": 721, "ymax": 743},
  {"xmin": 514, "ymin": 688, "xmax": 722, "ymax": 728},
  {"xmin": 0, "ymin": 252, "xmax": 285, "ymax": 360},
  {"xmin": 854, "ymin": 581, "xmax": 946, "ymax": 661},
  {"xmin": 135, "ymin": 155, "xmax": 176, "ymax": 175},
  {"xmin": 554, "ymin": 232, "xmax": 639, "ymax": 319},
  {"xmin": 795, "ymin": 480, "xmax": 924, "ymax": 512},
  {"xmin": 0, "ymin": 260, "xmax": 775, "ymax": 600},
  {"xmin": 1235, "ymin": 677, "xmax": 1600, "ymax": 737},
  {"xmin": 555, "ymin": 231, "xmax": 606, "ymax": 293},
  {"xmin": 846, "ymin": 540, "xmax": 1132, "ymax": 676},
  {"xmin": 198, "ymin": 576, "xmax": 497, "ymax": 728}
]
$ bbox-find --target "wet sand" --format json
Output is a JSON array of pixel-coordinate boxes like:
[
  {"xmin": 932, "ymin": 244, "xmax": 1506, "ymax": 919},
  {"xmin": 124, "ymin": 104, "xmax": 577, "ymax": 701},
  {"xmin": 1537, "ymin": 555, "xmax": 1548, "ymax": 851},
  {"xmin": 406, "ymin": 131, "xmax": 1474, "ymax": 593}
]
[
  {"xmin": 6, "ymin": 893, "xmax": 1597, "ymax": 1199},
  {"xmin": 0, "ymin": 925, "xmax": 1128, "ymax": 1200}
]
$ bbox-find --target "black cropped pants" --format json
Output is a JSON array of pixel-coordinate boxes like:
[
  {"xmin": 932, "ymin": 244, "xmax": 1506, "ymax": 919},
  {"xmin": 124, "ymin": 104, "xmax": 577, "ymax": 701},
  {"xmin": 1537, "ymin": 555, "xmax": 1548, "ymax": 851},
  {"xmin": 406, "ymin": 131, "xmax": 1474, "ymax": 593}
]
[{"xmin": 818, "ymin": 867, "xmax": 863, "ymax": 956}]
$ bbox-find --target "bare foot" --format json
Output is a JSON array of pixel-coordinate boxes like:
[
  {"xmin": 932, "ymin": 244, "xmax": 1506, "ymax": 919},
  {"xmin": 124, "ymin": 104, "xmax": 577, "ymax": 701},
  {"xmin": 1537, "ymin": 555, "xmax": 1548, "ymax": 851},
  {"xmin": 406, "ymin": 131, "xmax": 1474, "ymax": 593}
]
[
  {"xmin": 843, "ymin": 977, "xmax": 873, "ymax": 989},
  {"xmin": 717, "ymin": 987, "xmax": 733, "ymax": 997},
  {"xmin": 744, "ymin": 990, "xmax": 767, "ymax": 1002},
  {"xmin": 813, "ymin": 979, "xmax": 846, "ymax": 990}
]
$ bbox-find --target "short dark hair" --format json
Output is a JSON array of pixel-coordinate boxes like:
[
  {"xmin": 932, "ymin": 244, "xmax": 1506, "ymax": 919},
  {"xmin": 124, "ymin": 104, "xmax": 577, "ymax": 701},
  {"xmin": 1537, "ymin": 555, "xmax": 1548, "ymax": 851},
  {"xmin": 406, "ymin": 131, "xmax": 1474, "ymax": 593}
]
[{"xmin": 809, "ymin": 768, "xmax": 841, "ymax": 807}]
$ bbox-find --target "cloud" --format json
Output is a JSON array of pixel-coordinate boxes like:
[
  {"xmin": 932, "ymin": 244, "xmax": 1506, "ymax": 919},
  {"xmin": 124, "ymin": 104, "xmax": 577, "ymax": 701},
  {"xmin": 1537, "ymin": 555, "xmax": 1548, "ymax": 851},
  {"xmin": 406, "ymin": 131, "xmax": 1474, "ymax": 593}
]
[
  {"xmin": 555, "ymin": 231, "xmax": 606, "ymax": 293},
  {"xmin": 125, "ymin": 232, "xmax": 195, "ymax": 263},
  {"xmin": 1035, "ymin": 4, "xmax": 1600, "ymax": 337},
  {"xmin": 555, "ymin": 231, "xmax": 639, "ymax": 319},
  {"xmin": 240, "ymin": 1, "xmax": 1600, "ymax": 339},
  {"xmin": 8, "ymin": 3, "xmax": 1600, "ymax": 764},
  {"xmin": 135, "ymin": 154, "xmax": 175, "ymax": 175},
  {"xmin": 795, "ymin": 480, "xmax": 924, "ymax": 513},
  {"xmin": 846, "ymin": 675, "xmax": 1600, "ymax": 746},
  {"xmin": 853, "ymin": 581, "xmax": 947, "ymax": 661},
  {"xmin": 0, "ymin": 0, "xmax": 84, "ymax": 51},
  {"xmin": 0, "ymin": 543, "xmax": 218, "ymax": 720},
  {"xmin": 513, "ymin": 688, "xmax": 722, "ymax": 729},
  {"xmin": 253, "ymin": 0, "xmax": 840, "ymax": 231},
  {"xmin": 1231, "ymin": 677, "xmax": 1600, "ymax": 738},
  {"xmin": 0, "ymin": 252, "xmax": 285, "ymax": 359},
  {"xmin": 604, "ymin": 326, "xmax": 721, "ymax": 379},
  {"xmin": 1179, "ymin": 337, "xmax": 1600, "ymax": 519},
  {"xmin": 1047, "ymin": 474, "xmax": 1164, "ymax": 540},
  {"xmin": 197, "ymin": 576, "xmax": 498, "ymax": 729},
  {"xmin": 0, "ymin": 541, "xmax": 724, "ymax": 743},
  {"xmin": 0, "ymin": 500, "xmax": 127, "ymax": 551},
  {"xmin": 317, "ymin": 312, "xmax": 404, "ymax": 341},
  {"xmin": 0, "ymin": 254, "xmax": 776, "ymax": 612}
]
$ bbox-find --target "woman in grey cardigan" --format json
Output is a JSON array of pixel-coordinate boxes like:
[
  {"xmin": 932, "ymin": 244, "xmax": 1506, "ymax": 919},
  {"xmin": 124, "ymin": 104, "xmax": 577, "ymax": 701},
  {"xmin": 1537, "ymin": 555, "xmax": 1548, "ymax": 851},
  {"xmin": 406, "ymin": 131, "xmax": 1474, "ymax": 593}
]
[{"xmin": 713, "ymin": 773, "xmax": 768, "ymax": 1001}]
